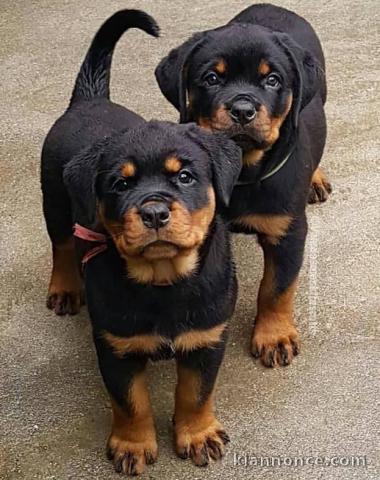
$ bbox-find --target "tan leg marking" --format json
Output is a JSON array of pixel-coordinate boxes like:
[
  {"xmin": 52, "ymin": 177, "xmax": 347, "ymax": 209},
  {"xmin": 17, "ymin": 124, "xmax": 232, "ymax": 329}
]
[
  {"xmin": 47, "ymin": 237, "xmax": 84, "ymax": 315},
  {"xmin": 174, "ymin": 366, "xmax": 229, "ymax": 466},
  {"xmin": 251, "ymin": 241, "xmax": 300, "ymax": 367},
  {"xmin": 309, "ymin": 167, "xmax": 332, "ymax": 204},
  {"xmin": 107, "ymin": 372, "xmax": 157, "ymax": 475},
  {"xmin": 233, "ymin": 214, "xmax": 293, "ymax": 245}
]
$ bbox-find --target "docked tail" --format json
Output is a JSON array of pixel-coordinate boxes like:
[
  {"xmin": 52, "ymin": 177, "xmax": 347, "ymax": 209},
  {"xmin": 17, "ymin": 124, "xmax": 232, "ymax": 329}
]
[{"xmin": 70, "ymin": 9, "xmax": 159, "ymax": 106}]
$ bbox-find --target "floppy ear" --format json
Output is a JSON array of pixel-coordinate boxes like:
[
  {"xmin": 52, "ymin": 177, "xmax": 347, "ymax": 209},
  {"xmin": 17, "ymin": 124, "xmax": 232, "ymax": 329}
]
[
  {"xmin": 185, "ymin": 126, "xmax": 242, "ymax": 207},
  {"xmin": 155, "ymin": 33, "xmax": 205, "ymax": 122},
  {"xmin": 63, "ymin": 139, "xmax": 108, "ymax": 227},
  {"xmin": 275, "ymin": 33, "xmax": 323, "ymax": 128}
]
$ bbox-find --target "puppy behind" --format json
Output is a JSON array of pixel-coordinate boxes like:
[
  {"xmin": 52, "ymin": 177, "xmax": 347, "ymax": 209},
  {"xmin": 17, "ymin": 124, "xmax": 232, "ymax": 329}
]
[
  {"xmin": 156, "ymin": 3, "xmax": 331, "ymax": 367},
  {"xmin": 41, "ymin": 9, "xmax": 242, "ymax": 475}
]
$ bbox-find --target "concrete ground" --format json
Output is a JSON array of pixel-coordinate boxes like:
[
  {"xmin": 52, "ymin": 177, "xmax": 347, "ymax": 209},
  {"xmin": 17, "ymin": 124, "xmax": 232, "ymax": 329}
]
[{"xmin": 1, "ymin": 0, "xmax": 379, "ymax": 479}]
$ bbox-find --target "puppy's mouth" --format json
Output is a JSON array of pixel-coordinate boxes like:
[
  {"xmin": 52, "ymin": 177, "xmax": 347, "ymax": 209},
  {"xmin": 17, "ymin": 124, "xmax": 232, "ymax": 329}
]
[
  {"xmin": 230, "ymin": 132, "xmax": 260, "ymax": 151},
  {"xmin": 211, "ymin": 123, "xmax": 269, "ymax": 152},
  {"xmin": 141, "ymin": 240, "xmax": 179, "ymax": 260}
]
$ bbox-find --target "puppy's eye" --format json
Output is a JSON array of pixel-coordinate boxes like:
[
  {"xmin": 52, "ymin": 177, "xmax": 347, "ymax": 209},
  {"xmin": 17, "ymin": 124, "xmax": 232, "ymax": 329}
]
[
  {"xmin": 204, "ymin": 72, "xmax": 220, "ymax": 86},
  {"xmin": 178, "ymin": 170, "xmax": 194, "ymax": 184},
  {"xmin": 265, "ymin": 73, "xmax": 281, "ymax": 88},
  {"xmin": 114, "ymin": 178, "xmax": 129, "ymax": 191}
]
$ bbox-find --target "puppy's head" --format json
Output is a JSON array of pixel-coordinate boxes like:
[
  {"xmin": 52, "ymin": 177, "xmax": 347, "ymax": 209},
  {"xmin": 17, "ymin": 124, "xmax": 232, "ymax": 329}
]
[
  {"xmin": 155, "ymin": 24, "xmax": 321, "ymax": 163},
  {"xmin": 64, "ymin": 121, "xmax": 241, "ymax": 283}
]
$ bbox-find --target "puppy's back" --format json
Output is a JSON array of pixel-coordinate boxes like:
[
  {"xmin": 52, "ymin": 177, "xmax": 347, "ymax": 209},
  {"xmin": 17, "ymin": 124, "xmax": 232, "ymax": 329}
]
[{"xmin": 230, "ymin": 3, "xmax": 325, "ymax": 68}]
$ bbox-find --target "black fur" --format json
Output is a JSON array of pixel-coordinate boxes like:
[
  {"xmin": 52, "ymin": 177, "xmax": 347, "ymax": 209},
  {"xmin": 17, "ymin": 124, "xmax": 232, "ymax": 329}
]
[
  {"xmin": 41, "ymin": 9, "xmax": 241, "ymax": 472},
  {"xmin": 155, "ymin": 3, "xmax": 329, "ymax": 366},
  {"xmin": 41, "ymin": 10, "xmax": 158, "ymax": 243},
  {"xmin": 70, "ymin": 9, "xmax": 159, "ymax": 105}
]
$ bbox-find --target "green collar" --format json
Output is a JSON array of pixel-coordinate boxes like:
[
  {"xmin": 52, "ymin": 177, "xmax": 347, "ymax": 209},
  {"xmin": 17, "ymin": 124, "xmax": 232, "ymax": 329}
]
[
  {"xmin": 259, "ymin": 148, "xmax": 293, "ymax": 181},
  {"xmin": 236, "ymin": 146, "xmax": 294, "ymax": 186}
]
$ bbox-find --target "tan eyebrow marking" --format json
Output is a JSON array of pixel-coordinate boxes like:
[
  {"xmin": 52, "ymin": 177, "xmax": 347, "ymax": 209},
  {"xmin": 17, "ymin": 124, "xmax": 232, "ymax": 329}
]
[
  {"xmin": 165, "ymin": 156, "xmax": 182, "ymax": 173},
  {"xmin": 121, "ymin": 162, "xmax": 136, "ymax": 178},
  {"xmin": 258, "ymin": 60, "xmax": 271, "ymax": 75},
  {"xmin": 215, "ymin": 60, "xmax": 227, "ymax": 74}
]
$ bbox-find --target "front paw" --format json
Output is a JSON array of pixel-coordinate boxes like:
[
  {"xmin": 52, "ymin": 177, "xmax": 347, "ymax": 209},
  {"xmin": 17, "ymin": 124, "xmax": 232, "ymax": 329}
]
[
  {"xmin": 251, "ymin": 315, "xmax": 300, "ymax": 367},
  {"xmin": 308, "ymin": 167, "xmax": 332, "ymax": 204},
  {"xmin": 46, "ymin": 289, "xmax": 84, "ymax": 316},
  {"xmin": 175, "ymin": 417, "xmax": 230, "ymax": 467},
  {"xmin": 107, "ymin": 434, "xmax": 158, "ymax": 476}
]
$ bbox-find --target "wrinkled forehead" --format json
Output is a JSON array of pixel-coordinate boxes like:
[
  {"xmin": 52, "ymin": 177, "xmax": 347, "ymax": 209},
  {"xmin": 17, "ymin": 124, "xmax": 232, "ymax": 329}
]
[
  {"xmin": 102, "ymin": 129, "xmax": 209, "ymax": 174},
  {"xmin": 192, "ymin": 25, "xmax": 291, "ymax": 75}
]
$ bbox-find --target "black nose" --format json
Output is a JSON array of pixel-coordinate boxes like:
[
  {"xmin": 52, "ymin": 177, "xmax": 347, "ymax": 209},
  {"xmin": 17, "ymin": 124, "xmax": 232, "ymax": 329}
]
[
  {"xmin": 230, "ymin": 100, "xmax": 256, "ymax": 125},
  {"xmin": 140, "ymin": 202, "xmax": 170, "ymax": 229}
]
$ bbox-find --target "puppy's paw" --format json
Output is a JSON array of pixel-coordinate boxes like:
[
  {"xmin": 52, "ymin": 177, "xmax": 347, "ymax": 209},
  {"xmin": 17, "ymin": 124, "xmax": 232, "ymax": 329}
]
[
  {"xmin": 46, "ymin": 289, "xmax": 84, "ymax": 316},
  {"xmin": 251, "ymin": 315, "xmax": 300, "ymax": 367},
  {"xmin": 47, "ymin": 263, "xmax": 84, "ymax": 315},
  {"xmin": 175, "ymin": 418, "xmax": 229, "ymax": 467},
  {"xmin": 308, "ymin": 167, "xmax": 332, "ymax": 204},
  {"xmin": 107, "ymin": 434, "xmax": 158, "ymax": 476}
]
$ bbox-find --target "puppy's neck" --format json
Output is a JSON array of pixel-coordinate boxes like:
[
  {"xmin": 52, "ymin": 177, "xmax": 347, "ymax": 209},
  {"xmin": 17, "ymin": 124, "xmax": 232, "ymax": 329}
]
[
  {"xmin": 240, "ymin": 123, "xmax": 296, "ymax": 183},
  {"xmin": 124, "ymin": 249, "xmax": 199, "ymax": 286},
  {"xmin": 243, "ymin": 149, "xmax": 265, "ymax": 167}
]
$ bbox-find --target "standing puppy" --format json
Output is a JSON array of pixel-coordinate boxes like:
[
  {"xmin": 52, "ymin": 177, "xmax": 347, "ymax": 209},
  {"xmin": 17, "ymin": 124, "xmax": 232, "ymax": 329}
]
[
  {"xmin": 41, "ymin": 10, "xmax": 242, "ymax": 474},
  {"xmin": 156, "ymin": 3, "xmax": 332, "ymax": 367}
]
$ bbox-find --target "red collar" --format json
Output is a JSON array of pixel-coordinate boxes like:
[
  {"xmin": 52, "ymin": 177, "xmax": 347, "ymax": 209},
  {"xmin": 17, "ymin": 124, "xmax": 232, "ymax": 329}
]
[{"xmin": 73, "ymin": 223, "xmax": 107, "ymax": 265}]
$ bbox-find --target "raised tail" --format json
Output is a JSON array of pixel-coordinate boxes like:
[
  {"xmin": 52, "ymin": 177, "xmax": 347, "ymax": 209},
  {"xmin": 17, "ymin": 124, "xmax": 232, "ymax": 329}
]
[{"xmin": 70, "ymin": 9, "xmax": 159, "ymax": 106}]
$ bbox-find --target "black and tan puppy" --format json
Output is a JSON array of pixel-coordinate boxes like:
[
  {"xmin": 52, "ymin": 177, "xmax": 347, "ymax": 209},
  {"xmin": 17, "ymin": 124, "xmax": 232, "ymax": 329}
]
[
  {"xmin": 41, "ymin": 10, "xmax": 242, "ymax": 475},
  {"xmin": 156, "ymin": 3, "xmax": 332, "ymax": 367}
]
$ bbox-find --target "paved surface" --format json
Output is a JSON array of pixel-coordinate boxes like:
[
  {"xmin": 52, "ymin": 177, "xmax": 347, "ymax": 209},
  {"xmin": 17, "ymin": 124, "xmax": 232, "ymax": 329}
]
[{"xmin": 1, "ymin": 1, "xmax": 379, "ymax": 479}]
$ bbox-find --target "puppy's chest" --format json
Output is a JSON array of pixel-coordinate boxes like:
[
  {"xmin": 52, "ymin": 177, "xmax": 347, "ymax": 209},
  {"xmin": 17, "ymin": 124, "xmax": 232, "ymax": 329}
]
[
  {"xmin": 227, "ymin": 183, "xmax": 295, "ymax": 238},
  {"xmin": 103, "ymin": 321, "xmax": 227, "ymax": 361}
]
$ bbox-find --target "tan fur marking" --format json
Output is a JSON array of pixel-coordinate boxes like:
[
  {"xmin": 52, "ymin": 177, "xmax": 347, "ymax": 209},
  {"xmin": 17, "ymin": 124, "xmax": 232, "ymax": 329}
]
[
  {"xmin": 189, "ymin": 187, "xmax": 216, "ymax": 235},
  {"xmin": 108, "ymin": 372, "xmax": 157, "ymax": 474},
  {"xmin": 197, "ymin": 95, "xmax": 292, "ymax": 154},
  {"xmin": 243, "ymin": 149, "xmax": 265, "ymax": 166},
  {"xmin": 174, "ymin": 366, "xmax": 227, "ymax": 465},
  {"xmin": 99, "ymin": 188, "xmax": 215, "ymax": 285},
  {"xmin": 253, "ymin": 94, "xmax": 293, "ymax": 147},
  {"xmin": 47, "ymin": 237, "xmax": 83, "ymax": 314},
  {"xmin": 258, "ymin": 60, "xmax": 271, "ymax": 75},
  {"xmin": 126, "ymin": 249, "xmax": 199, "ymax": 285},
  {"xmin": 215, "ymin": 60, "xmax": 226, "ymax": 74},
  {"xmin": 174, "ymin": 323, "xmax": 227, "ymax": 352},
  {"xmin": 251, "ymin": 238, "xmax": 300, "ymax": 367},
  {"xmin": 103, "ymin": 331, "xmax": 165, "ymax": 357},
  {"xmin": 121, "ymin": 162, "xmax": 136, "ymax": 178},
  {"xmin": 165, "ymin": 156, "xmax": 182, "ymax": 173},
  {"xmin": 103, "ymin": 323, "xmax": 226, "ymax": 358},
  {"xmin": 234, "ymin": 214, "xmax": 292, "ymax": 242},
  {"xmin": 309, "ymin": 167, "xmax": 332, "ymax": 203},
  {"xmin": 198, "ymin": 106, "xmax": 231, "ymax": 132}
]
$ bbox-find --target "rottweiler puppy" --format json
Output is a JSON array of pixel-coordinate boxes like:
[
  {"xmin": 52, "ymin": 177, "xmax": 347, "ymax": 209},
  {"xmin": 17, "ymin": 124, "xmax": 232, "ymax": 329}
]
[
  {"xmin": 155, "ymin": 3, "xmax": 332, "ymax": 367},
  {"xmin": 41, "ymin": 9, "xmax": 242, "ymax": 475}
]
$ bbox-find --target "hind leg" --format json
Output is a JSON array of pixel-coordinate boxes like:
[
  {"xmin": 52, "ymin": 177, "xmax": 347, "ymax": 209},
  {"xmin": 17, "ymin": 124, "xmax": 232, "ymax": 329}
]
[
  {"xmin": 46, "ymin": 237, "xmax": 84, "ymax": 315},
  {"xmin": 42, "ymin": 169, "xmax": 84, "ymax": 316},
  {"xmin": 308, "ymin": 167, "xmax": 332, "ymax": 204}
]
